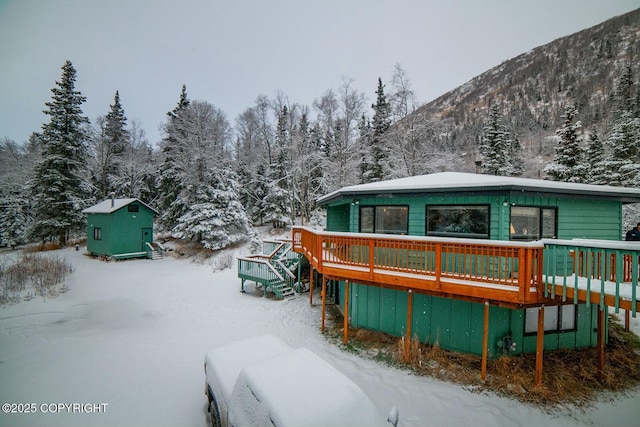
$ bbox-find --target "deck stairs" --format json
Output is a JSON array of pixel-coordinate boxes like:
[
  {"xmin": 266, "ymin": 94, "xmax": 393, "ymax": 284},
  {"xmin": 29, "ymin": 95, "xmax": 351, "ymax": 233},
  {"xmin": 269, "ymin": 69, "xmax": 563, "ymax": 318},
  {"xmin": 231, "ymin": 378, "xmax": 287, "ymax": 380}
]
[
  {"xmin": 146, "ymin": 242, "xmax": 164, "ymax": 260},
  {"xmin": 237, "ymin": 239, "xmax": 302, "ymax": 299}
]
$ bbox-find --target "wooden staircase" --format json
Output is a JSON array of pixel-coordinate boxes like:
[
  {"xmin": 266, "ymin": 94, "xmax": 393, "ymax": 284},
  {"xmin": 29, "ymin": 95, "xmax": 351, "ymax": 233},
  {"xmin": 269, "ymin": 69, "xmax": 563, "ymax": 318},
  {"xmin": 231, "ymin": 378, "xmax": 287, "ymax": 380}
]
[
  {"xmin": 146, "ymin": 242, "xmax": 164, "ymax": 260},
  {"xmin": 237, "ymin": 239, "xmax": 302, "ymax": 299}
]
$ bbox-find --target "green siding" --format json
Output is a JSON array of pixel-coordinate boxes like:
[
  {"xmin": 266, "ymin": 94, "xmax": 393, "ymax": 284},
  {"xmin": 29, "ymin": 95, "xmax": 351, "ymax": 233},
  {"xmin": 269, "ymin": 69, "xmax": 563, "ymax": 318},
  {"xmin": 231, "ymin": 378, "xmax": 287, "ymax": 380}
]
[
  {"xmin": 344, "ymin": 282, "xmax": 600, "ymax": 356},
  {"xmin": 556, "ymin": 199, "xmax": 621, "ymax": 240},
  {"xmin": 330, "ymin": 190, "xmax": 620, "ymax": 355},
  {"xmin": 86, "ymin": 213, "xmax": 112, "ymax": 256},
  {"xmin": 326, "ymin": 204, "xmax": 350, "ymax": 232},
  {"xmin": 86, "ymin": 202, "xmax": 155, "ymax": 257},
  {"xmin": 518, "ymin": 305, "xmax": 602, "ymax": 353}
]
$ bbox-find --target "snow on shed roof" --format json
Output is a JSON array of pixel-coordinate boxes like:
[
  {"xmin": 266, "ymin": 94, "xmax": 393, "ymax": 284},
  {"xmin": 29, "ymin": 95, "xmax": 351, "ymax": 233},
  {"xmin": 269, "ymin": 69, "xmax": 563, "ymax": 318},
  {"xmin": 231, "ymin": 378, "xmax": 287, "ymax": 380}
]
[
  {"xmin": 82, "ymin": 198, "xmax": 159, "ymax": 215},
  {"xmin": 318, "ymin": 172, "xmax": 640, "ymax": 204}
]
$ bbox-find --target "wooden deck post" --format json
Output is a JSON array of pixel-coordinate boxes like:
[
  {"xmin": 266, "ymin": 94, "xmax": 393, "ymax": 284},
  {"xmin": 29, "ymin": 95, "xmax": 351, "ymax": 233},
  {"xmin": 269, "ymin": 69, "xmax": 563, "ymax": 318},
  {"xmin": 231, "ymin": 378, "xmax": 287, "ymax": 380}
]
[
  {"xmin": 535, "ymin": 305, "xmax": 544, "ymax": 387},
  {"xmin": 344, "ymin": 280, "xmax": 350, "ymax": 344},
  {"xmin": 321, "ymin": 275, "xmax": 326, "ymax": 333},
  {"xmin": 309, "ymin": 267, "xmax": 315, "ymax": 306},
  {"xmin": 405, "ymin": 290, "xmax": 413, "ymax": 362},
  {"xmin": 597, "ymin": 305, "xmax": 605, "ymax": 382},
  {"xmin": 481, "ymin": 301, "xmax": 489, "ymax": 380},
  {"xmin": 625, "ymin": 309, "xmax": 630, "ymax": 332}
]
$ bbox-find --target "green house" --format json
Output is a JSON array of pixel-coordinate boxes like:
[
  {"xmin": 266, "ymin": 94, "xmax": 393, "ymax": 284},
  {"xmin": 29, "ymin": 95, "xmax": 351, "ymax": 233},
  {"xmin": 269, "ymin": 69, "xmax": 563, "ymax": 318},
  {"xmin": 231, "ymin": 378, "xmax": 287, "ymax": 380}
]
[
  {"xmin": 83, "ymin": 198, "xmax": 159, "ymax": 259},
  {"xmin": 317, "ymin": 172, "xmax": 640, "ymax": 357}
]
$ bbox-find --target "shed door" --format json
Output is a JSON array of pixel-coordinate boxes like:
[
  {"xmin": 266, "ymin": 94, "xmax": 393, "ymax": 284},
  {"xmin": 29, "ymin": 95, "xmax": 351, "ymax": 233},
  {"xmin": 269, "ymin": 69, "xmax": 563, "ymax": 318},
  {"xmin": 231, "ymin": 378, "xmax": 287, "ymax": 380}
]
[{"xmin": 142, "ymin": 228, "xmax": 153, "ymax": 250}]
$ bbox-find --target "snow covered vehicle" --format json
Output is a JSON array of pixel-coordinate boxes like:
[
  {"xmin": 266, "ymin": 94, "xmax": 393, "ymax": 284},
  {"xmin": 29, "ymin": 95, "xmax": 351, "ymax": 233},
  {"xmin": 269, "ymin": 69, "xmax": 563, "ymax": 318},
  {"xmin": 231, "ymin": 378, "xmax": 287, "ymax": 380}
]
[{"xmin": 204, "ymin": 334, "xmax": 398, "ymax": 427}]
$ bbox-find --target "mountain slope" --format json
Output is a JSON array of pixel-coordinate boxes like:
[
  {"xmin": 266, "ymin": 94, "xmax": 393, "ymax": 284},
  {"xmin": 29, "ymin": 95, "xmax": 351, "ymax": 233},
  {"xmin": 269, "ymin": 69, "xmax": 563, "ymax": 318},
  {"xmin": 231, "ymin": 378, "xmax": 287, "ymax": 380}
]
[{"xmin": 404, "ymin": 8, "xmax": 640, "ymax": 177}]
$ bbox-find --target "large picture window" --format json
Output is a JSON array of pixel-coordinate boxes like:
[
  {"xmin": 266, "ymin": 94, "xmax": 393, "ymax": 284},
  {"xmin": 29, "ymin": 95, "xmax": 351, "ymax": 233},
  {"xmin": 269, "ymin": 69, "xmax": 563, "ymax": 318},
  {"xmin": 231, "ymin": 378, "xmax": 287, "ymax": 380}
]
[
  {"xmin": 359, "ymin": 206, "xmax": 408, "ymax": 235},
  {"xmin": 510, "ymin": 206, "xmax": 556, "ymax": 241},
  {"xmin": 426, "ymin": 205, "xmax": 489, "ymax": 239},
  {"xmin": 524, "ymin": 304, "xmax": 576, "ymax": 334}
]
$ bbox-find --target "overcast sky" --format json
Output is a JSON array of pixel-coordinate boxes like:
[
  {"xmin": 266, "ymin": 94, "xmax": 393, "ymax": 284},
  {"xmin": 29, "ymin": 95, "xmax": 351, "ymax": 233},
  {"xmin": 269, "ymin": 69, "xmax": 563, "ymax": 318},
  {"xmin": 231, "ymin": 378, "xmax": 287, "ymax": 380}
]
[{"xmin": 1, "ymin": 0, "xmax": 638, "ymax": 146}]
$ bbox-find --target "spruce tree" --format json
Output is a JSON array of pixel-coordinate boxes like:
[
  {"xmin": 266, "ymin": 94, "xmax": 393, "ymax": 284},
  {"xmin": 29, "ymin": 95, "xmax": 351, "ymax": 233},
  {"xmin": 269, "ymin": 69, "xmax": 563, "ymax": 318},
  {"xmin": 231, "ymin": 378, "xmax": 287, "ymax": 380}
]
[
  {"xmin": 479, "ymin": 104, "xmax": 510, "ymax": 175},
  {"xmin": 29, "ymin": 60, "xmax": 92, "ymax": 245},
  {"xmin": 90, "ymin": 91, "xmax": 129, "ymax": 199},
  {"xmin": 172, "ymin": 167, "xmax": 250, "ymax": 250},
  {"xmin": 365, "ymin": 78, "xmax": 391, "ymax": 182},
  {"xmin": 0, "ymin": 138, "xmax": 35, "ymax": 247},
  {"xmin": 156, "ymin": 85, "xmax": 190, "ymax": 231},
  {"xmin": 356, "ymin": 113, "xmax": 372, "ymax": 184},
  {"xmin": 602, "ymin": 111, "xmax": 640, "ymax": 186},
  {"xmin": 584, "ymin": 125, "xmax": 607, "ymax": 184},
  {"xmin": 508, "ymin": 133, "xmax": 525, "ymax": 177},
  {"xmin": 602, "ymin": 66, "xmax": 640, "ymax": 187},
  {"xmin": 543, "ymin": 104, "xmax": 584, "ymax": 182},
  {"xmin": 263, "ymin": 106, "xmax": 292, "ymax": 228}
]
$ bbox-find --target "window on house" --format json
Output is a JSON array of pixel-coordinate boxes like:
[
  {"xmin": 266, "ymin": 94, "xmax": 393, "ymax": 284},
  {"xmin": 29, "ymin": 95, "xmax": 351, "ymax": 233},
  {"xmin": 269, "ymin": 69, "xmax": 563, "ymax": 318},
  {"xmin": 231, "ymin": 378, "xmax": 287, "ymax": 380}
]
[
  {"xmin": 359, "ymin": 206, "xmax": 408, "ymax": 235},
  {"xmin": 128, "ymin": 204, "xmax": 139, "ymax": 212},
  {"xmin": 524, "ymin": 304, "xmax": 576, "ymax": 334},
  {"xmin": 510, "ymin": 206, "xmax": 556, "ymax": 241},
  {"xmin": 93, "ymin": 227, "xmax": 102, "ymax": 241},
  {"xmin": 426, "ymin": 205, "xmax": 490, "ymax": 239}
]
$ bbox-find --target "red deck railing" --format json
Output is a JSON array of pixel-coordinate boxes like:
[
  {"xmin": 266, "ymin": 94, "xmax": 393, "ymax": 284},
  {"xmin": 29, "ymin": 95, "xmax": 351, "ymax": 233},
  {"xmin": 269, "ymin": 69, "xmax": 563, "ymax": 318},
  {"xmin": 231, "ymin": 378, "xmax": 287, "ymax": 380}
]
[{"xmin": 292, "ymin": 227, "xmax": 545, "ymax": 306}]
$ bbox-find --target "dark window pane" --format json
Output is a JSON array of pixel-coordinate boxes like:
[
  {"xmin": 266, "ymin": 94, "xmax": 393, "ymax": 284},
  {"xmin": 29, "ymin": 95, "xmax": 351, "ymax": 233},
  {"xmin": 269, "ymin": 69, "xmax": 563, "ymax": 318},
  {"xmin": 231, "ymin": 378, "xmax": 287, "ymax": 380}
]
[
  {"xmin": 360, "ymin": 207, "xmax": 374, "ymax": 233},
  {"xmin": 427, "ymin": 206, "xmax": 489, "ymax": 239},
  {"xmin": 359, "ymin": 206, "xmax": 408, "ymax": 235},
  {"xmin": 510, "ymin": 207, "xmax": 539, "ymax": 240},
  {"xmin": 376, "ymin": 206, "xmax": 408, "ymax": 235},
  {"xmin": 510, "ymin": 206, "xmax": 557, "ymax": 241},
  {"xmin": 542, "ymin": 209, "xmax": 556, "ymax": 238}
]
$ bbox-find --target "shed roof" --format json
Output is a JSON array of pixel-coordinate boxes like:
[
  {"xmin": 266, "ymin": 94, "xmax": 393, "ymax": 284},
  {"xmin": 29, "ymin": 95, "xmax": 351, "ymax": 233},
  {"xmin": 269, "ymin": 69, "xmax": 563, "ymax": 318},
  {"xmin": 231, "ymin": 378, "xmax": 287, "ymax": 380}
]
[
  {"xmin": 318, "ymin": 172, "xmax": 640, "ymax": 204},
  {"xmin": 82, "ymin": 198, "xmax": 159, "ymax": 215}
]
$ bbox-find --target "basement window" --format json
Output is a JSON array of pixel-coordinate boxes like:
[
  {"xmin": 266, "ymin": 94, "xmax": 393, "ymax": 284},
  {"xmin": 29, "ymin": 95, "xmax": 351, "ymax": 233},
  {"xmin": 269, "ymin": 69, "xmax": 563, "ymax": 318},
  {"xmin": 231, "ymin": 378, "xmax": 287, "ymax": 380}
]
[
  {"xmin": 93, "ymin": 227, "xmax": 102, "ymax": 241},
  {"xmin": 426, "ymin": 205, "xmax": 490, "ymax": 239},
  {"xmin": 359, "ymin": 206, "xmax": 408, "ymax": 235},
  {"xmin": 524, "ymin": 304, "xmax": 576, "ymax": 334}
]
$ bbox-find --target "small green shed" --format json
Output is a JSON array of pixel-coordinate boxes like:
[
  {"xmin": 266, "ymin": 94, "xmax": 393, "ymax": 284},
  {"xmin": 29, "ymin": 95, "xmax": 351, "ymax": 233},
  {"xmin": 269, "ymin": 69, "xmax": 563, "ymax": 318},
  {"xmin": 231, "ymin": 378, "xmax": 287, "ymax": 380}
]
[{"xmin": 83, "ymin": 198, "xmax": 159, "ymax": 259}]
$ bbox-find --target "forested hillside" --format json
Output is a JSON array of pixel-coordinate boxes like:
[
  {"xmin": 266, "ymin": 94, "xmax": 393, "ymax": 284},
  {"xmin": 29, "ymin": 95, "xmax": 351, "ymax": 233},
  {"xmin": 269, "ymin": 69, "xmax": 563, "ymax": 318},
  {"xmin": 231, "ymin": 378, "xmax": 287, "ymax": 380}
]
[{"xmin": 402, "ymin": 8, "xmax": 640, "ymax": 177}]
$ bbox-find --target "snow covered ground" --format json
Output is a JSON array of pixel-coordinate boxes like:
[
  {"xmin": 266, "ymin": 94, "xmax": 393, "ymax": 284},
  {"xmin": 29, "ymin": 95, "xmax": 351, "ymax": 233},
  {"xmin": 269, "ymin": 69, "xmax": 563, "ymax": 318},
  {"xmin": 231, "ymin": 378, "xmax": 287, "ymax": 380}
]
[{"xmin": 0, "ymin": 245, "xmax": 639, "ymax": 427}]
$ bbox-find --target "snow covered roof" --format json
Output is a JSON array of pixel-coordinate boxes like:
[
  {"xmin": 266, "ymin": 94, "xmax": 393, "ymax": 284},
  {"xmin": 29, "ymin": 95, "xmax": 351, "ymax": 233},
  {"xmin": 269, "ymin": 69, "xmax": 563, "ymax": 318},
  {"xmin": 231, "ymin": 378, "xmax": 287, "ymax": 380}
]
[
  {"xmin": 82, "ymin": 198, "xmax": 159, "ymax": 215},
  {"xmin": 318, "ymin": 172, "xmax": 640, "ymax": 204}
]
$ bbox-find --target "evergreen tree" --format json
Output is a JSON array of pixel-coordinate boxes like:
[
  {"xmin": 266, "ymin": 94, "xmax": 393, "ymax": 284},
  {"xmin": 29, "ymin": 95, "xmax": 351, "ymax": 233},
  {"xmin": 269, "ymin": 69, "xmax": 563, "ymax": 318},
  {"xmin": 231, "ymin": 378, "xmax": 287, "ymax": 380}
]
[
  {"xmin": 156, "ymin": 85, "xmax": 190, "ymax": 231},
  {"xmin": 601, "ymin": 67, "xmax": 640, "ymax": 187},
  {"xmin": 263, "ymin": 106, "xmax": 292, "ymax": 228},
  {"xmin": 543, "ymin": 104, "xmax": 584, "ymax": 182},
  {"xmin": 29, "ymin": 60, "xmax": 92, "ymax": 245},
  {"xmin": 508, "ymin": 133, "xmax": 525, "ymax": 176},
  {"xmin": 251, "ymin": 162, "xmax": 270, "ymax": 225},
  {"xmin": 356, "ymin": 113, "xmax": 372, "ymax": 183},
  {"xmin": 584, "ymin": 125, "xmax": 607, "ymax": 184},
  {"xmin": 365, "ymin": 78, "xmax": 391, "ymax": 182},
  {"xmin": 478, "ymin": 104, "xmax": 510, "ymax": 175},
  {"xmin": 0, "ymin": 137, "xmax": 36, "ymax": 247},
  {"xmin": 613, "ymin": 65, "xmax": 635, "ymax": 116},
  {"xmin": 89, "ymin": 92, "xmax": 129, "ymax": 200},
  {"xmin": 602, "ymin": 111, "xmax": 640, "ymax": 186},
  {"xmin": 172, "ymin": 167, "xmax": 250, "ymax": 250}
]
